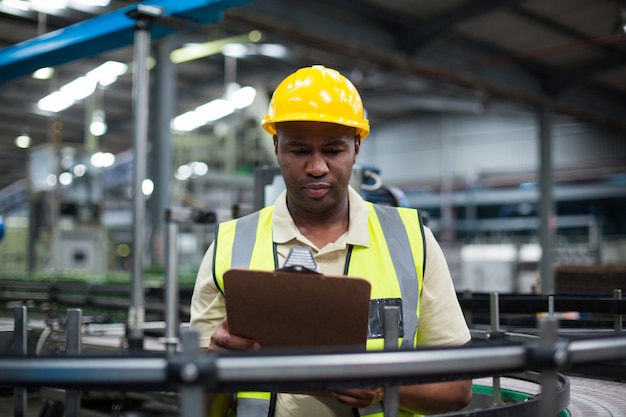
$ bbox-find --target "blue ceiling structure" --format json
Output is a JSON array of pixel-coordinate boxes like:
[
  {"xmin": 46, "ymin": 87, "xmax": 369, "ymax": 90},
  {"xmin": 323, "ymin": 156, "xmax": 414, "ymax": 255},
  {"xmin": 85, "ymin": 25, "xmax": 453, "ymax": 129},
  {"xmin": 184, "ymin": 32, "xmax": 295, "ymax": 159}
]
[{"xmin": 0, "ymin": 0, "xmax": 253, "ymax": 84}]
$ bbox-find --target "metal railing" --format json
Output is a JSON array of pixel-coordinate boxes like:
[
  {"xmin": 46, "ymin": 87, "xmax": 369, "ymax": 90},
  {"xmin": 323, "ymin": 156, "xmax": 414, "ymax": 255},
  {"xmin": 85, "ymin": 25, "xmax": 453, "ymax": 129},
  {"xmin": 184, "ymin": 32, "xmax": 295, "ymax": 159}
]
[{"xmin": 2, "ymin": 305, "xmax": 626, "ymax": 417}]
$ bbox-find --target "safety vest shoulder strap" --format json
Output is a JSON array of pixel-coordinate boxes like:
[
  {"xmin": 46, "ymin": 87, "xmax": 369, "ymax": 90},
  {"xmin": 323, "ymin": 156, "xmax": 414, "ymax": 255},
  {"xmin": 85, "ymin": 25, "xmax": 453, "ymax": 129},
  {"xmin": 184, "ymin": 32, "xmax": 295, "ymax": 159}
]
[
  {"xmin": 349, "ymin": 203, "xmax": 424, "ymax": 349},
  {"xmin": 213, "ymin": 206, "xmax": 276, "ymax": 293}
]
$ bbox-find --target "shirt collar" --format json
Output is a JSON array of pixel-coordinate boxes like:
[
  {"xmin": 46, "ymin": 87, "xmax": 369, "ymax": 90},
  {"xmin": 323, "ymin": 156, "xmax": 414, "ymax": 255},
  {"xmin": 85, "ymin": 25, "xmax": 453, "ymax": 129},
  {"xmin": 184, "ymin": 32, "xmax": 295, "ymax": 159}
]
[{"xmin": 272, "ymin": 185, "xmax": 370, "ymax": 247}]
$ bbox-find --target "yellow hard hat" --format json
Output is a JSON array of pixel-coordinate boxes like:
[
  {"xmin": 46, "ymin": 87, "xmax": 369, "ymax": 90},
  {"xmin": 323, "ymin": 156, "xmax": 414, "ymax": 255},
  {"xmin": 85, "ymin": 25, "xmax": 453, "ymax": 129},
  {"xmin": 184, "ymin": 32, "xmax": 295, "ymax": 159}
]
[{"xmin": 262, "ymin": 65, "xmax": 370, "ymax": 140}]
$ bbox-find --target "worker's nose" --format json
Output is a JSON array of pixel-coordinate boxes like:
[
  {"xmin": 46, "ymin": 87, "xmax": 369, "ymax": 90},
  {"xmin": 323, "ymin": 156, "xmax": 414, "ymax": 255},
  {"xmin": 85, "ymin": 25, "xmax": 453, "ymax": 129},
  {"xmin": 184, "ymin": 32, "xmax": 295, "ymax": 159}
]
[{"xmin": 306, "ymin": 152, "xmax": 329, "ymax": 177}]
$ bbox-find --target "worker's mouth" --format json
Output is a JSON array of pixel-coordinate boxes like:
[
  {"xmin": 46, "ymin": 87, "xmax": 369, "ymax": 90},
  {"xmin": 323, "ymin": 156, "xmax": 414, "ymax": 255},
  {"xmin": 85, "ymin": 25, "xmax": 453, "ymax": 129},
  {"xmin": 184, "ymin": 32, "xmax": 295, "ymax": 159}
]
[{"xmin": 304, "ymin": 184, "xmax": 330, "ymax": 198}]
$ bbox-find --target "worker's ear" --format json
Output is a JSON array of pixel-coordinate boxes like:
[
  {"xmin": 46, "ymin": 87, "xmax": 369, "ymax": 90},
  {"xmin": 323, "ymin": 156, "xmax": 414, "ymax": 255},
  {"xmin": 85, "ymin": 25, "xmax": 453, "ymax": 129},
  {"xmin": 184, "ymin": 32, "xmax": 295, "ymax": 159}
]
[
  {"xmin": 354, "ymin": 135, "xmax": 361, "ymax": 161},
  {"xmin": 273, "ymin": 135, "xmax": 278, "ymax": 155}
]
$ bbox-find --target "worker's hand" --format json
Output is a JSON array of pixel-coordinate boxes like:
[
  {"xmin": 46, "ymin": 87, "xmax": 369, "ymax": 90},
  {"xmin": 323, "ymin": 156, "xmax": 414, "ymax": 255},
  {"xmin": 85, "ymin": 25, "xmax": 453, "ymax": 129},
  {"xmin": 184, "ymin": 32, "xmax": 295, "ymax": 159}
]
[
  {"xmin": 207, "ymin": 318, "xmax": 261, "ymax": 351},
  {"xmin": 330, "ymin": 387, "xmax": 384, "ymax": 409}
]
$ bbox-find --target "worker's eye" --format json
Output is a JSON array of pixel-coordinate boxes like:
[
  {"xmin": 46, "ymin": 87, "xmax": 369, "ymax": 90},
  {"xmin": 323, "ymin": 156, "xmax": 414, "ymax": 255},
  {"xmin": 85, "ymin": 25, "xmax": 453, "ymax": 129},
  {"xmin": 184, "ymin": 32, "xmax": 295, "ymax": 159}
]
[
  {"xmin": 291, "ymin": 148, "xmax": 309, "ymax": 155},
  {"xmin": 325, "ymin": 148, "xmax": 343, "ymax": 155}
]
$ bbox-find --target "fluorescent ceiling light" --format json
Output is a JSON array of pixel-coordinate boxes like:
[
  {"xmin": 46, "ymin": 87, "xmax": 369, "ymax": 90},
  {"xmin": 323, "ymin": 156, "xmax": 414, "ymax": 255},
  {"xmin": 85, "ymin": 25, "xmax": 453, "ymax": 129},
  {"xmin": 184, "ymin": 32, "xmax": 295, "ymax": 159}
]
[
  {"xmin": 171, "ymin": 99, "xmax": 235, "ymax": 132},
  {"xmin": 73, "ymin": 164, "xmax": 87, "ymax": 177},
  {"xmin": 15, "ymin": 134, "xmax": 31, "ymax": 149},
  {"xmin": 1, "ymin": 0, "xmax": 110, "ymax": 13},
  {"xmin": 38, "ymin": 91, "xmax": 74, "ymax": 112},
  {"xmin": 171, "ymin": 86, "xmax": 256, "ymax": 132},
  {"xmin": 61, "ymin": 76, "xmax": 97, "ymax": 100},
  {"xmin": 142, "ymin": 179, "xmax": 154, "ymax": 196},
  {"xmin": 197, "ymin": 99, "xmax": 235, "ymax": 122},
  {"xmin": 223, "ymin": 43, "xmax": 288, "ymax": 59},
  {"xmin": 171, "ymin": 31, "xmax": 262, "ymax": 64},
  {"xmin": 37, "ymin": 61, "xmax": 127, "ymax": 113},
  {"xmin": 90, "ymin": 109, "xmax": 107, "ymax": 136},
  {"xmin": 31, "ymin": 0, "xmax": 68, "ymax": 12},
  {"xmin": 222, "ymin": 43, "xmax": 247, "ymax": 58},
  {"xmin": 86, "ymin": 60, "xmax": 128, "ymax": 86},
  {"xmin": 230, "ymin": 86, "xmax": 256, "ymax": 109},
  {"xmin": 175, "ymin": 164, "xmax": 193, "ymax": 180},
  {"xmin": 258, "ymin": 44, "xmax": 288, "ymax": 58},
  {"xmin": 59, "ymin": 172, "xmax": 73, "ymax": 186},
  {"xmin": 90, "ymin": 152, "xmax": 115, "ymax": 168},
  {"xmin": 2, "ymin": 0, "xmax": 30, "ymax": 12},
  {"xmin": 71, "ymin": 0, "xmax": 110, "ymax": 6},
  {"xmin": 32, "ymin": 67, "xmax": 54, "ymax": 80}
]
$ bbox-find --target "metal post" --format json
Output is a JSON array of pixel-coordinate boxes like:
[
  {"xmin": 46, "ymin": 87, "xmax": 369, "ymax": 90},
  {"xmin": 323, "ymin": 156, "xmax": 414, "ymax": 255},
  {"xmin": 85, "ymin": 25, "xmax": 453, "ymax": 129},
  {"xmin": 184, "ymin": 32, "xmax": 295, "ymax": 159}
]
[
  {"xmin": 127, "ymin": 4, "xmax": 163, "ymax": 351},
  {"xmin": 65, "ymin": 309, "xmax": 83, "ymax": 417},
  {"xmin": 615, "ymin": 289, "xmax": 623, "ymax": 332},
  {"xmin": 13, "ymin": 306, "xmax": 27, "ymax": 417},
  {"xmin": 383, "ymin": 306, "xmax": 400, "ymax": 417},
  {"xmin": 548, "ymin": 295, "xmax": 555, "ymax": 319},
  {"xmin": 538, "ymin": 317, "xmax": 559, "ymax": 417},
  {"xmin": 538, "ymin": 104, "xmax": 555, "ymax": 295},
  {"xmin": 150, "ymin": 35, "xmax": 176, "ymax": 267},
  {"xmin": 164, "ymin": 209, "xmax": 180, "ymax": 353},
  {"xmin": 179, "ymin": 330, "xmax": 205, "ymax": 417},
  {"xmin": 490, "ymin": 293, "xmax": 501, "ymax": 405}
]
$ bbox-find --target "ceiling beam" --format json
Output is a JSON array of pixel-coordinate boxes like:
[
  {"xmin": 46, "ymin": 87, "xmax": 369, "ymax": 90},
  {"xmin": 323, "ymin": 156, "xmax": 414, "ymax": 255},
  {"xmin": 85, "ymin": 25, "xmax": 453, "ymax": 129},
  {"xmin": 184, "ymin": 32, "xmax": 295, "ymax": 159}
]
[
  {"xmin": 0, "ymin": 0, "xmax": 255, "ymax": 84},
  {"xmin": 405, "ymin": 0, "xmax": 525, "ymax": 54},
  {"xmin": 510, "ymin": 6, "xmax": 626, "ymax": 94},
  {"xmin": 226, "ymin": 7, "xmax": 626, "ymax": 131}
]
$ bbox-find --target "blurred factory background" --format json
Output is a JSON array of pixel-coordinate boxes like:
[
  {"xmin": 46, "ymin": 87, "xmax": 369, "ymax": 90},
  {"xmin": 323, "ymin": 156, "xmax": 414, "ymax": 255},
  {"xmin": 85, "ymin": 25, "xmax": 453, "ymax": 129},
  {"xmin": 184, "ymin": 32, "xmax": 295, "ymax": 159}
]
[{"xmin": 0, "ymin": 0, "xmax": 625, "ymax": 297}]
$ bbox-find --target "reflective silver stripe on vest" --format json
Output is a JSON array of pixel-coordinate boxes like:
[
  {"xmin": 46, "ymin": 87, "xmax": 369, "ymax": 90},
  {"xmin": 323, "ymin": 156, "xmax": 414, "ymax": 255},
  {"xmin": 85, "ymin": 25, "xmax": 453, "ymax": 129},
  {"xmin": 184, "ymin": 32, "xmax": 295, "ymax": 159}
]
[
  {"xmin": 237, "ymin": 397, "xmax": 270, "ymax": 417},
  {"xmin": 230, "ymin": 211, "xmax": 260, "ymax": 268},
  {"xmin": 372, "ymin": 205, "xmax": 419, "ymax": 349},
  {"xmin": 358, "ymin": 402, "xmax": 384, "ymax": 416}
]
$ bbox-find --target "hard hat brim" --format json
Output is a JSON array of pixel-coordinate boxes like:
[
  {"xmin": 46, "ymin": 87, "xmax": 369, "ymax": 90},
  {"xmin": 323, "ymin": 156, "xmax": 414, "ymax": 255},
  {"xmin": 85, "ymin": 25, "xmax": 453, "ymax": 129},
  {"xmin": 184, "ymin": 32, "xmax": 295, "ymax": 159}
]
[{"xmin": 262, "ymin": 114, "xmax": 370, "ymax": 140}]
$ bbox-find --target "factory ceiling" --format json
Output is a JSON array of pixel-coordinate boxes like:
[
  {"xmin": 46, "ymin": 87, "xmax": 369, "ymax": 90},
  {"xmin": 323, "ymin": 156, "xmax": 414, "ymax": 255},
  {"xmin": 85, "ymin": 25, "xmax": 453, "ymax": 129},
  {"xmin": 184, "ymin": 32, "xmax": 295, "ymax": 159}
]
[{"xmin": 0, "ymin": 0, "xmax": 625, "ymax": 192}]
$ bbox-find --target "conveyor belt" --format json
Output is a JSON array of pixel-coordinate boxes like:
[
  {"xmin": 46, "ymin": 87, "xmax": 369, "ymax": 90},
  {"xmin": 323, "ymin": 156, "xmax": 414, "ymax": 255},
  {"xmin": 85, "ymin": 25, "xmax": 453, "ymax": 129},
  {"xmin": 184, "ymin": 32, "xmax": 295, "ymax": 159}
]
[
  {"xmin": 566, "ymin": 376, "xmax": 626, "ymax": 417},
  {"xmin": 473, "ymin": 375, "xmax": 626, "ymax": 417}
]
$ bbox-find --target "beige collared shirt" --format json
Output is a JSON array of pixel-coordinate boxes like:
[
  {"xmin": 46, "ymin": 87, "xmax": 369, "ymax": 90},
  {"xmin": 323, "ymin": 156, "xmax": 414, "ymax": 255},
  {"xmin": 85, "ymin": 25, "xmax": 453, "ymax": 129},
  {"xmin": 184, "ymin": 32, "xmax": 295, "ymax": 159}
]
[{"xmin": 190, "ymin": 186, "xmax": 470, "ymax": 417}]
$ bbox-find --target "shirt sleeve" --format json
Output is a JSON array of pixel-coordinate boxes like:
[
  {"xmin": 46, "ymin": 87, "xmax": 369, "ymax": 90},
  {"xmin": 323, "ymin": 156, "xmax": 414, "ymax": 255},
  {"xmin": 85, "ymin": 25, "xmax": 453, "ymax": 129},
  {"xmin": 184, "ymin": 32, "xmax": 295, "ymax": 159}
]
[
  {"xmin": 415, "ymin": 227, "xmax": 471, "ymax": 347},
  {"xmin": 189, "ymin": 242, "xmax": 227, "ymax": 348}
]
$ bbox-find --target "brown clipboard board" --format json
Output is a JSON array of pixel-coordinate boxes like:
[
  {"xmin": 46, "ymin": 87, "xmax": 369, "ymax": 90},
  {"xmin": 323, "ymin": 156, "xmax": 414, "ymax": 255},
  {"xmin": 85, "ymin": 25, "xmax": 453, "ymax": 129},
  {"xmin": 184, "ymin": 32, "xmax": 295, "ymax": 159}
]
[{"xmin": 224, "ymin": 268, "xmax": 371, "ymax": 349}]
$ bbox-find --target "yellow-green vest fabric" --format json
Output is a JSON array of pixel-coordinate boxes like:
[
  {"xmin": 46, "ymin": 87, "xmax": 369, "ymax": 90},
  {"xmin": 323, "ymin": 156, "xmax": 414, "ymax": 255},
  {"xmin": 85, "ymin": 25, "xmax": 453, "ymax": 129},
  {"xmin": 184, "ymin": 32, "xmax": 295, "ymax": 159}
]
[{"xmin": 213, "ymin": 202, "xmax": 425, "ymax": 417}]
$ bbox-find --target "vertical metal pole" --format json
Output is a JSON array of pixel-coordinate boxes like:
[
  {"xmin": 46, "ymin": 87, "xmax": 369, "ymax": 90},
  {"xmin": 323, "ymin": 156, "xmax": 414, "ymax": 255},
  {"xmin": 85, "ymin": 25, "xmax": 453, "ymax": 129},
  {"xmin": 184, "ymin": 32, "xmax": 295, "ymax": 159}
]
[
  {"xmin": 489, "ymin": 293, "xmax": 501, "ymax": 405},
  {"xmin": 179, "ymin": 330, "xmax": 205, "ymax": 417},
  {"xmin": 128, "ymin": 8, "xmax": 159, "ymax": 351},
  {"xmin": 538, "ymin": 104, "xmax": 554, "ymax": 295},
  {"xmin": 65, "ymin": 309, "xmax": 83, "ymax": 417},
  {"xmin": 383, "ymin": 306, "xmax": 400, "ymax": 417},
  {"xmin": 538, "ymin": 317, "xmax": 559, "ymax": 417},
  {"xmin": 13, "ymin": 306, "xmax": 27, "ymax": 417},
  {"xmin": 439, "ymin": 116, "xmax": 455, "ymax": 242},
  {"xmin": 548, "ymin": 295, "xmax": 555, "ymax": 319},
  {"xmin": 164, "ymin": 211, "xmax": 180, "ymax": 353},
  {"xmin": 615, "ymin": 289, "xmax": 623, "ymax": 332},
  {"xmin": 151, "ymin": 35, "xmax": 176, "ymax": 267}
]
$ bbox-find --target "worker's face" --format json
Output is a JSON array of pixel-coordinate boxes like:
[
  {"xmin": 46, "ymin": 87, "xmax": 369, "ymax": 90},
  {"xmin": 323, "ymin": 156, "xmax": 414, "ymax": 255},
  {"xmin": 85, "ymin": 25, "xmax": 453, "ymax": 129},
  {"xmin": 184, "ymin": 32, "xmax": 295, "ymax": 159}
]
[{"xmin": 274, "ymin": 121, "xmax": 360, "ymax": 215}]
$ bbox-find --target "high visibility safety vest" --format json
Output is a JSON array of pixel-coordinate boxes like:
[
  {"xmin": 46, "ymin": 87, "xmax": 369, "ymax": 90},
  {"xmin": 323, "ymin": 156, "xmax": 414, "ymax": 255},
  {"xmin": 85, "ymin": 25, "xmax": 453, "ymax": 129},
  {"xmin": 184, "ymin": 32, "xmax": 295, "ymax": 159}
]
[{"xmin": 213, "ymin": 202, "xmax": 426, "ymax": 417}]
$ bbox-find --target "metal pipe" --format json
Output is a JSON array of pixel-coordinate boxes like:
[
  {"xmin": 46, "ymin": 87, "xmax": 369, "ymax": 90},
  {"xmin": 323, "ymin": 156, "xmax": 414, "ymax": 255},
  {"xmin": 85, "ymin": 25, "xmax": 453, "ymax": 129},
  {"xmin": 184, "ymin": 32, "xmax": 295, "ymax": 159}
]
[
  {"xmin": 13, "ymin": 306, "xmax": 27, "ymax": 417},
  {"xmin": 164, "ymin": 213, "xmax": 180, "ymax": 353},
  {"xmin": 179, "ymin": 330, "xmax": 206, "ymax": 417},
  {"xmin": 0, "ymin": 335, "xmax": 624, "ymax": 393},
  {"xmin": 383, "ymin": 306, "xmax": 400, "ymax": 417},
  {"xmin": 490, "ymin": 293, "xmax": 501, "ymax": 405},
  {"xmin": 615, "ymin": 289, "xmax": 623, "ymax": 332},
  {"xmin": 538, "ymin": 104, "xmax": 555, "ymax": 294},
  {"xmin": 65, "ymin": 309, "xmax": 83, "ymax": 417},
  {"xmin": 538, "ymin": 317, "xmax": 559, "ymax": 417},
  {"xmin": 128, "ymin": 6, "xmax": 162, "ymax": 351}
]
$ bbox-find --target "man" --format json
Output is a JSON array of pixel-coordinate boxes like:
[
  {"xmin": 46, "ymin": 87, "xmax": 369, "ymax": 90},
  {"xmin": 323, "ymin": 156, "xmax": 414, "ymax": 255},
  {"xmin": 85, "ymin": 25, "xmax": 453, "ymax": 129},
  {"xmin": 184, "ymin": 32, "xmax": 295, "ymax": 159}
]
[{"xmin": 190, "ymin": 65, "xmax": 472, "ymax": 416}]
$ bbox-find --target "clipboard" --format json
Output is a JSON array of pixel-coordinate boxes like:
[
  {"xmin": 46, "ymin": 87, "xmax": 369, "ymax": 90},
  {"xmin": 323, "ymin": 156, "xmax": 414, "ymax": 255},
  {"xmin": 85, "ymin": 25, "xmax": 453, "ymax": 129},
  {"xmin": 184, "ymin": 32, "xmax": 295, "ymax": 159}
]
[{"xmin": 224, "ymin": 268, "xmax": 371, "ymax": 349}]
